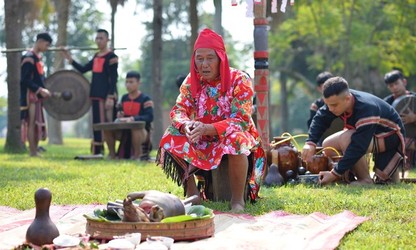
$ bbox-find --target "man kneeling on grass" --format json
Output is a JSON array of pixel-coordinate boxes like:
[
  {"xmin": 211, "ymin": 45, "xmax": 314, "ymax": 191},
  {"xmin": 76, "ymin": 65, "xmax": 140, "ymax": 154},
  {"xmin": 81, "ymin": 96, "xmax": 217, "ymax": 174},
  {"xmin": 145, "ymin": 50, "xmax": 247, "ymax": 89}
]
[
  {"xmin": 103, "ymin": 71, "xmax": 154, "ymax": 160},
  {"xmin": 302, "ymin": 76, "xmax": 405, "ymax": 185}
]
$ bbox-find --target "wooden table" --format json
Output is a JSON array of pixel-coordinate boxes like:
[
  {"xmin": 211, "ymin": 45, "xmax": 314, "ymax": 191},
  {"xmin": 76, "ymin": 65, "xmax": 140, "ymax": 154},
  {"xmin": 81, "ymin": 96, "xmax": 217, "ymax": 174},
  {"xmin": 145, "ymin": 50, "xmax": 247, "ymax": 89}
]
[
  {"xmin": 93, "ymin": 121, "xmax": 145, "ymax": 131},
  {"xmin": 91, "ymin": 121, "xmax": 147, "ymax": 160}
]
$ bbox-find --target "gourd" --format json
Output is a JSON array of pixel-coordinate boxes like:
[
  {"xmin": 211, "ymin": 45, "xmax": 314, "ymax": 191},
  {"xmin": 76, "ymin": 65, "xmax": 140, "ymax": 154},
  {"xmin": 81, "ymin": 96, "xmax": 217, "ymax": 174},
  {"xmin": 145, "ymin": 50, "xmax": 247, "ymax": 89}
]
[{"xmin": 26, "ymin": 188, "xmax": 60, "ymax": 246}]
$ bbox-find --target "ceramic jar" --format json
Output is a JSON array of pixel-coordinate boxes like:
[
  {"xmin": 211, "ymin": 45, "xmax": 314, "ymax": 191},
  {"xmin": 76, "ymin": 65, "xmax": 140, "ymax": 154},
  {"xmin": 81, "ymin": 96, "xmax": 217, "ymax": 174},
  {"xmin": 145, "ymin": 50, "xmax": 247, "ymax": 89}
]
[
  {"xmin": 306, "ymin": 148, "xmax": 329, "ymax": 174},
  {"xmin": 270, "ymin": 136, "xmax": 300, "ymax": 181}
]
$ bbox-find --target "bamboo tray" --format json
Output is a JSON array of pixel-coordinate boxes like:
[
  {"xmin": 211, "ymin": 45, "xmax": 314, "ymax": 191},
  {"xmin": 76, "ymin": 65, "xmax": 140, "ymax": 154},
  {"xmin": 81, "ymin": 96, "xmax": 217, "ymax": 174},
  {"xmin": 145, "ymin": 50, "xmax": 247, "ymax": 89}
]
[{"xmin": 85, "ymin": 215, "xmax": 215, "ymax": 241}]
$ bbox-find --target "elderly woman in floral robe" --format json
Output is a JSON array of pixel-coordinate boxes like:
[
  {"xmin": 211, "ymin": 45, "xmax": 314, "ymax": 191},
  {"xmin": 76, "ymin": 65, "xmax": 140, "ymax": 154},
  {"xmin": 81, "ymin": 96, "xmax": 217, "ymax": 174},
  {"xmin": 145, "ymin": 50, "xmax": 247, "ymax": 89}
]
[{"xmin": 157, "ymin": 28, "xmax": 266, "ymax": 212}]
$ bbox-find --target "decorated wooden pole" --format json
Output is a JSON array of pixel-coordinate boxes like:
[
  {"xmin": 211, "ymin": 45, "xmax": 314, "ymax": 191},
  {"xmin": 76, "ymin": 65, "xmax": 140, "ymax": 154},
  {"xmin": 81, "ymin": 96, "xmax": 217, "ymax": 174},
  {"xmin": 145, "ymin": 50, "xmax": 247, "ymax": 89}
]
[{"xmin": 253, "ymin": 1, "xmax": 270, "ymax": 150}]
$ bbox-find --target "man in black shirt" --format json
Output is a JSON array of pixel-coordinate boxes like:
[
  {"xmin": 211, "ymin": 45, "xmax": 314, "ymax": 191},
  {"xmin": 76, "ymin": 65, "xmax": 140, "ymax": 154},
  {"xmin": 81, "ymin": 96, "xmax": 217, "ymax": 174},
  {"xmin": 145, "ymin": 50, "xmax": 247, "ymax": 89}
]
[
  {"xmin": 20, "ymin": 32, "xmax": 52, "ymax": 156},
  {"xmin": 63, "ymin": 29, "xmax": 118, "ymax": 155},
  {"xmin": 302, "ymin": 76, "xmax": 405, "ymax": 185}
]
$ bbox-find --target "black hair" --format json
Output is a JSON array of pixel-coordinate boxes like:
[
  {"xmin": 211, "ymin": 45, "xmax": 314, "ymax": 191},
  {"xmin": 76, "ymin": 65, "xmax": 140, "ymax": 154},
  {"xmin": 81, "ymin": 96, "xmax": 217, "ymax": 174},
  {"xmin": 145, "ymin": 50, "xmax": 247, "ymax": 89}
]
[
  {"xmin": 322, "ymin": 76, "xmax": 349, "ymax": 98},
  {"xmin": 96, "ymin": 29, "xmax": 109, "ymax": 38},
  {"xmin": 126, "ymin": 71, "xmax": 141, "ymax": 81},
  {"xmin": 316, "ymin": 71, "xmax": 333, "ymax": 86},
  {"xmin": 36, "ymin": 32, "xmax": 53, "ymax": 44},
  {"xmin": 176, "ymin": 74, "xmax": 186, "ymax": 89},
  {"xmin": 384, "ymin": 70, "xmax": 404, "ymax": 84}
]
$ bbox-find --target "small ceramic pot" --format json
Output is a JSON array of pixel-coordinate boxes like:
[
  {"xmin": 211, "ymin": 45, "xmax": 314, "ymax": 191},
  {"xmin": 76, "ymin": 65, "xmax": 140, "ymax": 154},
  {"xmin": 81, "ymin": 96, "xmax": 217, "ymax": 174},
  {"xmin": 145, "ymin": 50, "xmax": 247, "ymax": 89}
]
[
  {"xmin": 271, "ymin": 136, "xmax": 300, "ymax": 181},
  {"xmin": 306, "ymin": 154, "xmax": 329, "ymax": 174}
]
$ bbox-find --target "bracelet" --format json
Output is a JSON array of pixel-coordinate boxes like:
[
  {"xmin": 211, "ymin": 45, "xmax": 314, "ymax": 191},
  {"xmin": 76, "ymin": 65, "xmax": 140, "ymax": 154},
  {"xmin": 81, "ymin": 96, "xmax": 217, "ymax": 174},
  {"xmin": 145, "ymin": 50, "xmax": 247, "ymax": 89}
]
[{"xmin": 330, "ymin": 170, "xmax": 341, "ymax": 180}]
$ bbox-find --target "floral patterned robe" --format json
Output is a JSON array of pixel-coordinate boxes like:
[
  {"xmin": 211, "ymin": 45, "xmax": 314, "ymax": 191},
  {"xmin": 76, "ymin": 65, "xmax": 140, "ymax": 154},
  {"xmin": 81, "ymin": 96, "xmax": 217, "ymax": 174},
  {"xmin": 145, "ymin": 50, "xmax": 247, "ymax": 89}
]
[{"xmin": 157, "ymin": 68, "xmax": 266, "ymax": 202}]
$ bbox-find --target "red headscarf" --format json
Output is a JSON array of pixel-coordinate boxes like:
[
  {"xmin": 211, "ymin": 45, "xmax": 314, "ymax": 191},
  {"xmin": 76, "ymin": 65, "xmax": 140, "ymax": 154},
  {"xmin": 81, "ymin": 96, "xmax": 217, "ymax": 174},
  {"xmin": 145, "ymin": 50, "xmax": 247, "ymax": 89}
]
[{"xmin": 190, "ymin": 28, "xmax": 231, "ymax": 98}]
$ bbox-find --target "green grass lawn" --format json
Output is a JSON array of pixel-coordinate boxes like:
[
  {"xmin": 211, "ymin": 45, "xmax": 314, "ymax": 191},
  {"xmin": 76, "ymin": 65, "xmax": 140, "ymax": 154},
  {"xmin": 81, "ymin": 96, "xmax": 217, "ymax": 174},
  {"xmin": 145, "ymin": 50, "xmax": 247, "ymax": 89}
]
[{"xmin": 0, "ymin": 138, "xmax": 415, "ymax": 249}]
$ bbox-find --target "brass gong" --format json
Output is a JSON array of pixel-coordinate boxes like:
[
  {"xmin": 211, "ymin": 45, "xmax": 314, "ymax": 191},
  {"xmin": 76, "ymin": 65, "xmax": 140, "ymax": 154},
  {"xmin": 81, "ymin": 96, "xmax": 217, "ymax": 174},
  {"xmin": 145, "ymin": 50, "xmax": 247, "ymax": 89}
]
[
  {"xmin": 43, "ymin": 70, "xmax": 90, "ymax": 121},
  {"xmin": 392, "ymin": 94, "xmax": 416, "ymax": 138}
]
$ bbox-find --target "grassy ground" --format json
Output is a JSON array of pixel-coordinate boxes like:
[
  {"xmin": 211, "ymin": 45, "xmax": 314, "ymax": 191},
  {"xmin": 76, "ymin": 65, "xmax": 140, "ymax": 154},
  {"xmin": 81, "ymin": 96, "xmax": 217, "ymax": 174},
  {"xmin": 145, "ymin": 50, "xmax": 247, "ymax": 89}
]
[{"xmin": 0, "ymin": 138, "xmax": 415, "ymax": 249}]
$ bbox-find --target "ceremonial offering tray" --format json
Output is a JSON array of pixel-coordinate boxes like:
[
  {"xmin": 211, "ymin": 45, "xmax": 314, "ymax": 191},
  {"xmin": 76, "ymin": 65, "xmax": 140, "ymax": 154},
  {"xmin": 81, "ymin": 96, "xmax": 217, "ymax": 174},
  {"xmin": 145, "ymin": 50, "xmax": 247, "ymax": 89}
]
[
  {"xmin": 85, "ymin": 214, "xmax": 215, "ymax": 241},
  {"xmin": 87, "ymin": 192, "xmax": 214, "ymax": 242}
]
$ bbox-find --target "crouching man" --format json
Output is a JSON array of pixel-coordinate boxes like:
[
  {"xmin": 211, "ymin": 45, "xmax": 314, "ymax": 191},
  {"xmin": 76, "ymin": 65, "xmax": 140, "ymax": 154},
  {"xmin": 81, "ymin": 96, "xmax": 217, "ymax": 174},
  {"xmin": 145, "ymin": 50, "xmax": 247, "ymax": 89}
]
[{"xmin": 302, "ymin": 76, "xmax": 405, "ymax": 185}]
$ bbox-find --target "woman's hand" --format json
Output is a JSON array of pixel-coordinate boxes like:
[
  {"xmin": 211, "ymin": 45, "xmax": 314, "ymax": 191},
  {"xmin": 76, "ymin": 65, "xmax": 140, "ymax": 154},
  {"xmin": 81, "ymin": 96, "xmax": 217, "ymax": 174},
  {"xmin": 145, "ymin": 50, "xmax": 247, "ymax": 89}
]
[{"xmin": 185, "ymin": 121, "xmax": 207, "ymax": 143}]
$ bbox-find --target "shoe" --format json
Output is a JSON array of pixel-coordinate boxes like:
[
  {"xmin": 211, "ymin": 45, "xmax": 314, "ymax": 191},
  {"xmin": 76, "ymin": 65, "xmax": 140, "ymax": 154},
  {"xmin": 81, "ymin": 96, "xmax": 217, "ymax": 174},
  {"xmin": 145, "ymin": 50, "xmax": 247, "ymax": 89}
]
[
  {"xmin": 37, "ymin": 146, "xmax": 47, "ymax": 152},
  {"xmin": 139, "ymin": 155, "xmax": 151, "ymax": 161}
]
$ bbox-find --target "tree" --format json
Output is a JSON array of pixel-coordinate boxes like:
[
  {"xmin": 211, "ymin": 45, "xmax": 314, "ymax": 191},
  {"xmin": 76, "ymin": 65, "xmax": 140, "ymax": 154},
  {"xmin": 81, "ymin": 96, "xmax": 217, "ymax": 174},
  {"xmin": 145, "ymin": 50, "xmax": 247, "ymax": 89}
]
[
  {"xmin": 213, "ymin": 0, "xmax": 223, "ymax": 36},
  {"xmin": 268, "ymin": 0, "xmax": 416, "ymax": 134},
  {"xmin": 152, "ymin": 0, "xmax": 163, "ymax": 146},
  {"xmin": 0, "ymin": 97, "xmax": 7, "ymax": 135},
  {"xmin": 46, "ymin": 0, "xmax": 71, "ymax": 145},
  {"xmin": 4, "ymin": 0, "xmax": 25, "ymax": 153},
  {"xmin": 108, "ymin": 0, "xmax": 126, "ymax": 48},
  {"xmin": 189, "ymin": 0, "xmax": 199, "ymax": 55}
]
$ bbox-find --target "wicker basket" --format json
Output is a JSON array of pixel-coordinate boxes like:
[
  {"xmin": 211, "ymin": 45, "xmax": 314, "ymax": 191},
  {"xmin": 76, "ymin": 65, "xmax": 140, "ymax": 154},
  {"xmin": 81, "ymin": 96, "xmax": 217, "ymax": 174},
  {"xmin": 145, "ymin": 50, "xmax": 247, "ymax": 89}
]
[{"xmin": 86, "ymin": 215, "xmax": 215, "ymax": 241}]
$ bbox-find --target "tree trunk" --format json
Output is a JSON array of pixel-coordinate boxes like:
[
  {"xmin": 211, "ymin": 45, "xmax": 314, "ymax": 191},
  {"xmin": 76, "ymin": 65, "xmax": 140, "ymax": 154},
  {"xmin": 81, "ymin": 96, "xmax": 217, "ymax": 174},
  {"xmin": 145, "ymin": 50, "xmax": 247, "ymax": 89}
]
[
  {"xmin": 213, "ymin": 0, "xmax": 223, "ymax": 36},
  {"xmin": 47, "ymin": 0, "xmax": 71, "ymax": 145},
  {"xmin": 109, "ymin": 0, "xmax": 119, "ymax": 48},
  {"xmin": 280, "ymin": 73, "xmax": 288, "ymax": 133},
  {"xmin": 189, "ymin": 0, "xmax": 198, "ymax": 55},
  {"xmin": 152, "ymin": 0, "xmax": 163, "ymax": 147},
  {"xmin": 4, "ymin": 0, "xmax": 26, "ymax": 153},
  {"xmin": 111, "ymin": 8, "xmax": 116, "ymax": 48}
]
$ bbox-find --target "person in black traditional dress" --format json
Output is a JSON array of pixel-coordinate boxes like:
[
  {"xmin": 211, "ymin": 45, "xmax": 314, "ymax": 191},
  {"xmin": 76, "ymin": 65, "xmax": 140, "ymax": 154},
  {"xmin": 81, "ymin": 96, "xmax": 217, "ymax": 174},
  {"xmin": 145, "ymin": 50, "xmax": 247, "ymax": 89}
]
[
  {"xmin": 20, "ymin": 32, "xmax": 53, "ymax": 157},
  {"xmin": 63, "ymin": 29, "xmax": 118, "ymax": 155},
  {"xmin": 302, "ymin": 76, "xmax": 405, "ymax": 185}
]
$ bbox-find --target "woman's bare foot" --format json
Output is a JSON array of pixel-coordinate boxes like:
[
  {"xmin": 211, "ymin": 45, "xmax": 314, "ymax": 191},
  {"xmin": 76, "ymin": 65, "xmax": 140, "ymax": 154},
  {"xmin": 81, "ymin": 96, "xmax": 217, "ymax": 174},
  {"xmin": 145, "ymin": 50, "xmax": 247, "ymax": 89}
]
[
  {"xmin": 185, "ymin": 194, "xmax": 201, "ymax": 205},
  {"xmin": 30, "ymin": 152, "xmax": 41, "ymax": 157},
  {"xmin": 107, "ymin": 155, "xmax": 117, "ymax": 160},
  {"xmin": 186, "ymin": 176, "xmax": 202, "ymax": 205},
  {"xmin": 230, "ymin": 201, "xmax": 245, "ymax": 213}
]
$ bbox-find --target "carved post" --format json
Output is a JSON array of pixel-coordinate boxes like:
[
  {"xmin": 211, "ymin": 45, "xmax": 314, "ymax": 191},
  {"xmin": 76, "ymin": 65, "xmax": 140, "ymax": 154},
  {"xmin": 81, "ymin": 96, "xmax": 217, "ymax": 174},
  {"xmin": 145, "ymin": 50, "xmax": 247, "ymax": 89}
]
[{"xmin": 253, "ymin": 1, "xmax": 270, "ymax": 151}]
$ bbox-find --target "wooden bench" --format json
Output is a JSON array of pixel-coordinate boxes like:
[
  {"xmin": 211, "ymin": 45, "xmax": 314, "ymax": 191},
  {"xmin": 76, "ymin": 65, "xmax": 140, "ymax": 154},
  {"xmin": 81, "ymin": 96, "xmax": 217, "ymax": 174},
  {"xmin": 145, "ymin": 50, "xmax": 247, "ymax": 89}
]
[
  {"xmin": 209, "ymin": 155, "xmax": 250, "ymax": 202},
  {"xmin": 211, "ymin": 158, "xmax": 232, "ymax": 201}
]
